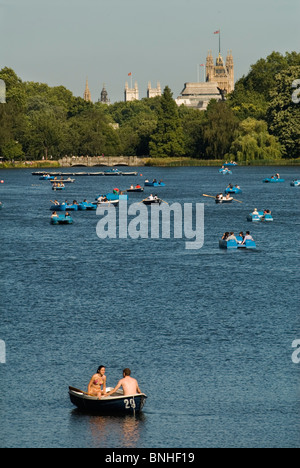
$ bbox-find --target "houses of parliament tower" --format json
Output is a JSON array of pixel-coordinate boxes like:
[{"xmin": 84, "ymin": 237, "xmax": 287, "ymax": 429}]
[{"xmin": 206, "ymin": 50, "xmax": 234, "ymax": 94}]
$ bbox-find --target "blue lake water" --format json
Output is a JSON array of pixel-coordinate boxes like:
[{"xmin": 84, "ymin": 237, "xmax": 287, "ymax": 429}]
[{"xmin": 0, "ymin": 165, "xmax": 299, "ymax": 448}]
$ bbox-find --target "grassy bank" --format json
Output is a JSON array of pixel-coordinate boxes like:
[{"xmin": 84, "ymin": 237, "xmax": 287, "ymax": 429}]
[
  {"xmin": 144, "ymin": 157, "xmax": 300, "ymax": 167},
  {"xmin": 0, "ymin": 161, "xmax": 61, "ymax": 169},
  {"xmin": 0, "ymin": 157, "xmax": 300, "ymax": 169}
]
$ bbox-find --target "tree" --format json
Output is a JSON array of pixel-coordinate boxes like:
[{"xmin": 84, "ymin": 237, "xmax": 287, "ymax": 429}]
[
  {"xmin": 267, "ymin": 65, "xmax": 300, "ymax": 158},
  {"xmin": 202, "ymin": 100, "xmax": 238, "ymax": 159},
  {"xmin": 228, "ymin": 52, "xmax": 300, "ymax": 121},
  {"xmin": 226, "ymin": 118, "xmax": 282, "ymax": 163},
  {"xmin": 178, "ymin": 106, "xmax": 206, "ymax": 158},
  {"xmin": 149, "ymin": 86, "xmax": 185, "ymax": 158}
]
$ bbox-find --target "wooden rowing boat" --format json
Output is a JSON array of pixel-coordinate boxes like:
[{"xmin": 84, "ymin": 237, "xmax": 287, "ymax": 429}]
[{"xmin": 69, "ymin": 386, "xmax": 147, "ymax": 414}]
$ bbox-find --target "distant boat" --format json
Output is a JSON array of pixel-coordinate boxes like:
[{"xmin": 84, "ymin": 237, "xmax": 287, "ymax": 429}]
[
  {"xmin": 50, "ymin": 203, "xmax": 79, "ymax": 211},
  {"xmin": 78, "ymin": 201, "xmax": 97, "ymax": 211},
  {"xmin": 40, "ymin": 174, "xmax": 55, "ymax": 180},
  {"xmin": 50, "ymin": 178, "xmax": 75, "ymax": 184},
  {"xmin": 224, "ymin": 162, "xmax": 238, "ymax": 167},
  {"xmin": 142, "ymin": 197, "xmax": 162, "ymax": 205},
  {"xmin": 219, "ymin": 168, "xmax": 232, "ymax": 175},
  {"xmin": 121, "ymin": 171, "xmax": 138, "ymax": 176},
  {"xmin": 127, "ymin": 186, "xmax": 144, "ymax": 192},
  {"xmin": 97, "ymin": 199, "xmax": 119, "ymax": 207},
  {"xmin": 225, "ymin": 186, "xmax": 242, "ymax": 194},
  {"xmin": 69, "ymin": 386, "xmax": 147, "ymax": 415},
  {"xmin": 95, "ymin": 192, "xmax": 128, "ymax": 202},
  {"xmin": 215, "ymin": 195, "xmax": 233, "ymax": 204},
  {"xmin": 144, "ymin": 180, "xmax": 165, "ymax": 187},
  {"xmin": 262, "ymin": 176, "xmax": 285, "ymax": 183},
  {"xmin": 51, "ymin": 214, "xmax": 73, "ymax": 225},
  {"xmin": 219, "ymin": 236, "xmax": 256, "ymax": 250},
  {"xmin": 247, "ymin": 211, "xmax": 273, "ymax": 222},
  {"xmin": 104, "ymin": 168, "xmax": 122, "ymax": 176}
]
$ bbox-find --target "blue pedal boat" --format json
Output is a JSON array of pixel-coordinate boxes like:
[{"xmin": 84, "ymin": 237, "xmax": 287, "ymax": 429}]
[
  {"xmin": 69, "ymin": 386, "xmax": 147, "ymax": 415},
  {"xmin": 219, "ymin": 236, "xmax": 256, "ymax": 249},
  {"xmin": 219, "ymin": 168, "xmax": 232, "ymax": 175},
  {"xmin": 144, "ymin": 180, "xmax": 166, "ymax": 187},
  {"xmin": 51, "ymin": 214, "xmax": 73, "ymax": 225},
  {"xmin": 247, "ymin": 211, "xmax": 273, "ymax": 222},
  {"xmin": 225, "ymin": 186, "xmax": 242, "ymax": 194},
  {"xmin": 78, "ymin": 201, "xmax": 97, "ymax": 210},
  {"xmin": 50, "ymin": 203, "xmax": 79, "ymax": 211},
  {"xmin": 262, "ymin": 177, "xmax": 285, "ymax": 183},
  {"xmin": 40, "ymin": 174, "xmax": 55, "ymax": 180},
  {"xmin": 104, "ymin": 168, "xmax": 122, "ymax": 176},
  {"xmin": 224, "ymin": 162, "xmax": 238, "ymax": 167},
  {"xmin": 290, "ymin": 180, "xmax": 300, "ymax": 187}
]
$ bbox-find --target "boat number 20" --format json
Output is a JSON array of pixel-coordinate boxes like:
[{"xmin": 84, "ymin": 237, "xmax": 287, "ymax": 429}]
[{"xmin": 124, "ymin": 398, "xmax": 136, "ymax": 409}]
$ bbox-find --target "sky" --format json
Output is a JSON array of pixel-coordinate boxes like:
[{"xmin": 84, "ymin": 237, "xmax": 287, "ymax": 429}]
[{"xmin": 0, "ymin": 0, "xmax": 299, "ymax": 103}]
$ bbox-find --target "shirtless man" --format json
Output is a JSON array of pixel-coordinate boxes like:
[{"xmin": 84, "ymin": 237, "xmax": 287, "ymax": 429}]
[
  {"xmin": 88, "ymin": 365, "xmax": 107, "ymax": 399},
  {"xmin": 104, "ymin": 368, "xmax": 141, "ymax": 397}
]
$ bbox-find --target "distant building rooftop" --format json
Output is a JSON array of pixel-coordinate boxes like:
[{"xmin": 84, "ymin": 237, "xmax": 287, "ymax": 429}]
[{"xmin": 175, "ymin": 82, "xmax": 222, "ymax": 110}]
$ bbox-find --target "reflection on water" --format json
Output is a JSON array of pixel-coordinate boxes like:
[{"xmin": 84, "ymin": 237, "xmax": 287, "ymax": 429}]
[{"xmin": 70, "ymin": 410, "xmax": 146, "ymax": 448}]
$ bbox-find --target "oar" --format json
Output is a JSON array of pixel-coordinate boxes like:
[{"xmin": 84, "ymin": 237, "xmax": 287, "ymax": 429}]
[
  {"xmin": 232, "ymin": 198, "xmax": 243, "ymax": 203},
  {"xmin": 69, "ymin": 386, "xmax": 90, "ymax": 395},
  {"xmin": 159, "ymin": 199, "xmax": 169, "ymax": 205},
  {"xmin": 202, "ymin": 193, "xmax": 243, "ymax": 203}
]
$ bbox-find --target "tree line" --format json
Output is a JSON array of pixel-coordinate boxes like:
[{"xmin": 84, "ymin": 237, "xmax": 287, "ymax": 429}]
[{"xmin": 0, "ymin": 51, "xmax": 299, "ymax": 162}]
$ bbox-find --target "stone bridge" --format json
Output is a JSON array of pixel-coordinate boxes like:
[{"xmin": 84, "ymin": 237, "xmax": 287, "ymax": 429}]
[{"xmin": 58, "ymin": 156, "xmax": 145, "ymax": 167}]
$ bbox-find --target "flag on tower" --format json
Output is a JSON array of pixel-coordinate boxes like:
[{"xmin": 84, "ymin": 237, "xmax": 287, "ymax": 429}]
[
  {"xmin": 214, "ymin": 30, "xmax": 220, "ymax": 34},
  {"xmin": 128, "ymin": 72, "xmax": 132, "ymax": 76}
]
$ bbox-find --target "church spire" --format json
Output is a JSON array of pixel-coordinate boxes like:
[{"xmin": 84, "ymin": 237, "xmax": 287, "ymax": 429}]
[{"xmin": 83, "ymin": 78, "xmax": 92, "ymax": 102}]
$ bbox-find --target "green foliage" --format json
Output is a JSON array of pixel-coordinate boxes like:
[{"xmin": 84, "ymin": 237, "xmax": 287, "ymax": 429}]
[
  {"xmin": 267, "ymin": 65, "xmax": 300, "ymax": 158},
  {"xmin": 202, "ymin": 100, "xmax": 239, "ymax": 159},
  {"xmin": 149, "ymin": 86, "xmax": 185, "ymax": 158},
  {"xmin": 0, "ymin": 52, "xmax": 299, "ymax": 162},
  {"xmin": 226, "ymin": 118, "xmax": 282, "ymax": 163}
]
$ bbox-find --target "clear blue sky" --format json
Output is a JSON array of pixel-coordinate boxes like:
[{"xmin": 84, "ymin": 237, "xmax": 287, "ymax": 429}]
[{"xmin": 0, "ymin": 0, "xmax": 299, "ymax": 103}]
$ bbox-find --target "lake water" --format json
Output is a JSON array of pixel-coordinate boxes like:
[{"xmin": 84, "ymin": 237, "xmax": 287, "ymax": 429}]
[{"xmin": 0, "ymin": 165, "xmax": 299, "ymax": 448}]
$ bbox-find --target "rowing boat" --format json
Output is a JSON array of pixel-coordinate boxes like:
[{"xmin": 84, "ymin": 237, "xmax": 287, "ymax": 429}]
[
  {"xmin": 97, "ymin": 199, "xmax": 119, "ymax": 206},
  {"xmin": 215, "ymin": 195, "xmax": 233, "ymax": 204},
  {"xmin": 127, "ymin": 186, "xmax": 144, "ymax": 192},
  {"xmin": 142, "ymin": 198, "xmax": 162, "ymax": 205},
  {"xmin": 69, "ymin": 386, "xmax": 147, "ymax": 415}
]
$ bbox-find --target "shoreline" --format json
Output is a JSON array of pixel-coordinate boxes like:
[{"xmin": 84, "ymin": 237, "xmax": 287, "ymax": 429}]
[{"xmin": 0, "ymin": 157, "xmax": 299, "ymax": 170}]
